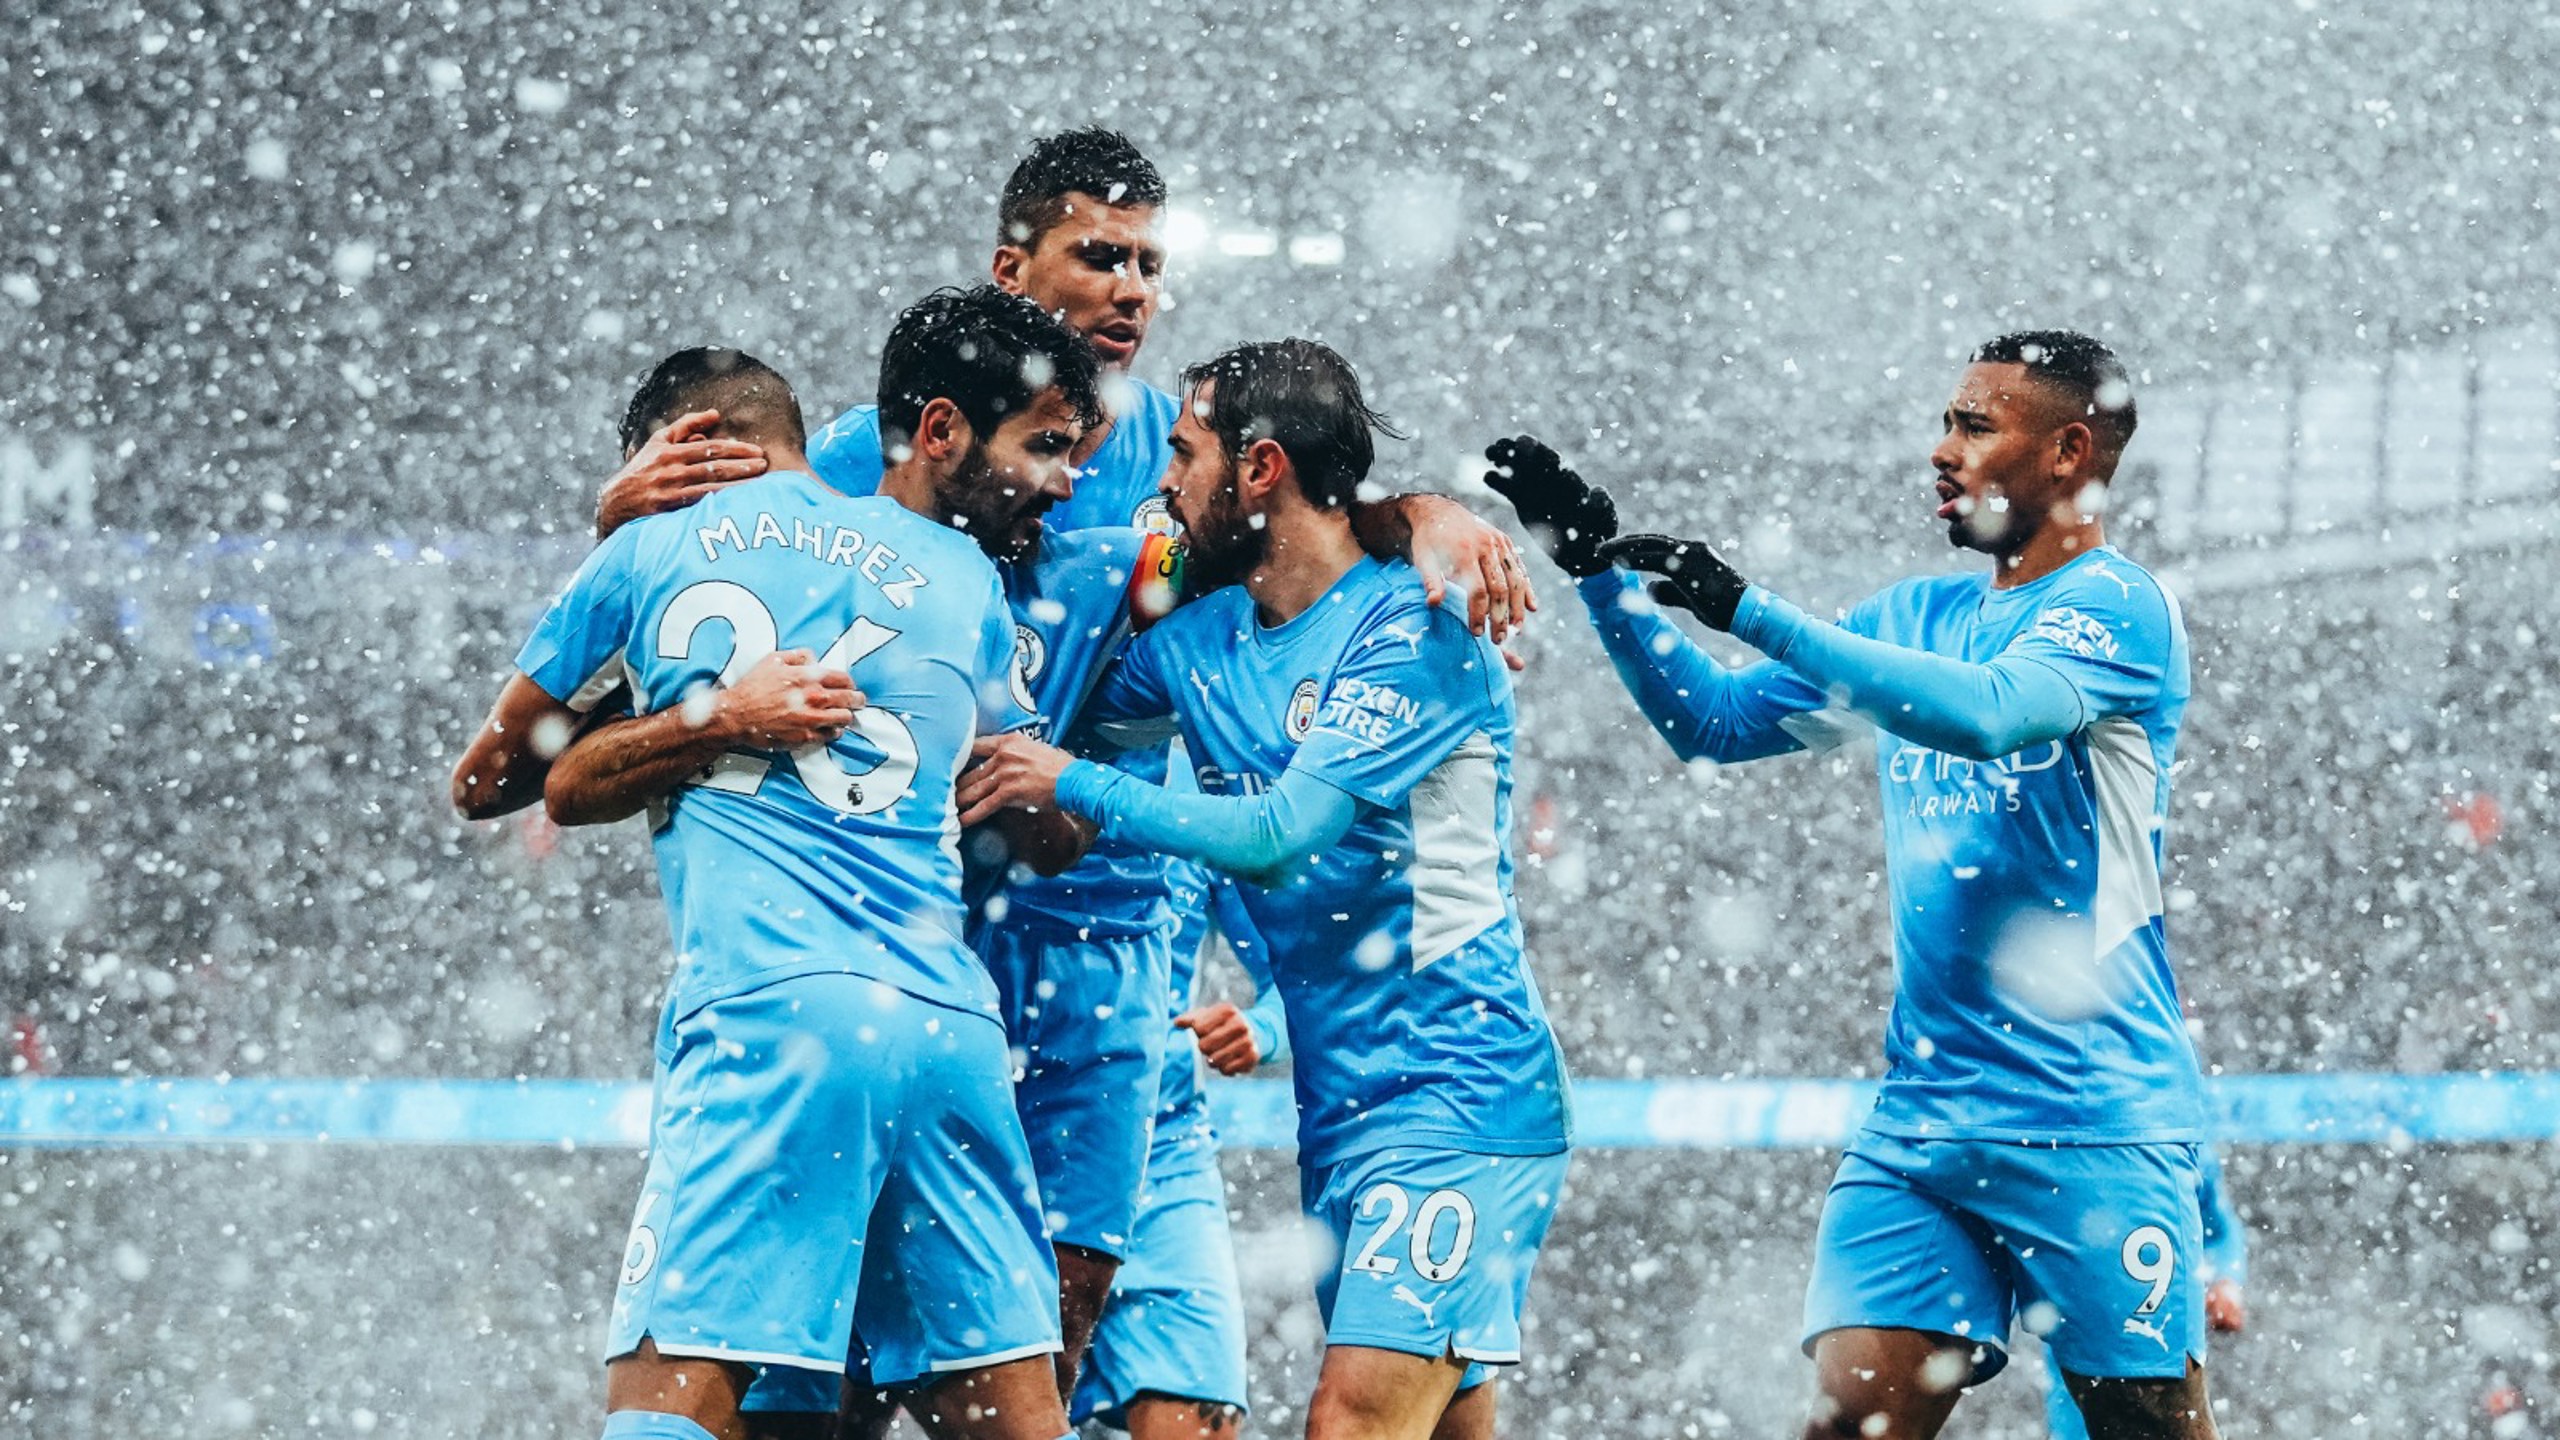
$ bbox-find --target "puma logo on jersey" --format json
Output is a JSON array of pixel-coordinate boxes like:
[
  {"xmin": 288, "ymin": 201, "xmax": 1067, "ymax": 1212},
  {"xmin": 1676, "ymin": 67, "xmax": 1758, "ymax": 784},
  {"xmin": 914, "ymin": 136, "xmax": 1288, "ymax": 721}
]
[
  {"xmin": 1376, "ymin": 620, "xmax": 1429, "ymax": 656},
  {"xmin": 2084, "ymin": 560, "xmax": 2140, "ymax": 598},
  {"xmin": 2121, "ymin": 1315, "xmax": 2168, "ymax": 1349},
  {"xmin": 1391, "ymin": 1284, "xmax": 1439, "ymax": 1325}
]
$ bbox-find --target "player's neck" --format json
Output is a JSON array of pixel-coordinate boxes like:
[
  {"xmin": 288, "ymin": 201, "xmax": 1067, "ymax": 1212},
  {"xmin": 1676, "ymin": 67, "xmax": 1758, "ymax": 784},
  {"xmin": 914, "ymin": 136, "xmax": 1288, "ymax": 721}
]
[
  {"xmin": 1069, "ymin": 366, "xmax": 1131, "ymax": 466},
  {"xmin": 877, "ymin": 461, "xmax": 936, "ymax": 520},
  {"xmin": 760, "ymin": 444, "xmax": 811, "ymax": 481},
  {"xmin": 1990, "ymin": 519, "xmax": 2107, "ymax": 589},
  {"xmin": 1244, "ymin": 506, "xmax": 1364, "ymax": 627}
]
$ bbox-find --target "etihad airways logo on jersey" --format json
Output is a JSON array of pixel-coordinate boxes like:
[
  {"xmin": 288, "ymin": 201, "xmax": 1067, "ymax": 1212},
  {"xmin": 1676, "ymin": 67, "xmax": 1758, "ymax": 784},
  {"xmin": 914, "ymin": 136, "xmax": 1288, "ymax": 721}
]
[
  {"xmin": 695, "ymin": 511, "xmax": 931, "ymax": 607},
  {"xmin": 1886, "ymin": 740, "xmax": 2065, "ymax": 818},
  {"xmin": 1195, "ymin": 764, "xmax": 1273, "ymax": 796},
  {"xmin": 2028, "ymin": 605, "xmax": 2117, "ymax": 659},
  {"xmin": 1316, "ymin": 677, "xmax": 1422, "ymax": 746}
]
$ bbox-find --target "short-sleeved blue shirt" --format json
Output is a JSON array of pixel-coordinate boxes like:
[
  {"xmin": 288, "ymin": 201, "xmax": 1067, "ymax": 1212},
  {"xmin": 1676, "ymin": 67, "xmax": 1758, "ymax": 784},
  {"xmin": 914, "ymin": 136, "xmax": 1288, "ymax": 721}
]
[
  {"xmin": 1083, "ymin": 556, "xmax": 1572, "ymax": 1166},
  {"xmin": 807, "ymin": 384, "xmax": 1187, "ymax": 935},
  {"xmin": 513, "ymin": 471, "xmax": 1029, "ymax": 1022}
]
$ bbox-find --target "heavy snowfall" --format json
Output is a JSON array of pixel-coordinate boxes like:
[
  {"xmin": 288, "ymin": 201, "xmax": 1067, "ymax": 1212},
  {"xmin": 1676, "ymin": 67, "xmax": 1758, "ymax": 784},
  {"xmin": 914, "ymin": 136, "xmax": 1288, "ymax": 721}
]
[{"xmin": 5, "ymin": 2, "xmax": 2559, "ymax": 1435}]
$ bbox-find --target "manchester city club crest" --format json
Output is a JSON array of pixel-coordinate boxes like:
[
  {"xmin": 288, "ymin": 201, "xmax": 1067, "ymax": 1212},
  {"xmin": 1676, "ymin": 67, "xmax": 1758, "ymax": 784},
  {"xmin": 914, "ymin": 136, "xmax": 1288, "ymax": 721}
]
[
  {"xmin": 1132, "ymin": 494, "xmax": 1181, "ymax": 538},
  {"xmin": 1285, "ymin": 677, "xmax": 1320, "ymax": 741},
  {"xmin": 1010, "ymin": 623, "xmax": 1046, "ymax": 716}
]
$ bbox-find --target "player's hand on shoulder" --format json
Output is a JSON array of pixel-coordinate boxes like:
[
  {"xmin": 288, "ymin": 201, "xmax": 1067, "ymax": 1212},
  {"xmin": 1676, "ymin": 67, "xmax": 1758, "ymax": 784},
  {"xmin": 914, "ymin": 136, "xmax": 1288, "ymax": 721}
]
[
  {"xmin": 595, "ymin": 408, "xmax": 768, "ymax": 539},
  {"xmin": 1175, "ymin": 1001, "xmax": 1261, "ymax": 1076},
  {"xmin": 956, "ymin": 732, "xmax": 1074, "ymax": 827},
  {"xmin": 715, "ymin": 649, "xmax": 861, "ymax": 750},
  {"xmin": 1400, "ymin": 493, "xmax": 1538, "ymax": 644},
  {"xmin": 1482, "ymin": 434, "xmax": 1619, "ymax": 579},
  {"xmin": 1596, "ymin": 532, "xmax": 1750, "ymax": 632}
]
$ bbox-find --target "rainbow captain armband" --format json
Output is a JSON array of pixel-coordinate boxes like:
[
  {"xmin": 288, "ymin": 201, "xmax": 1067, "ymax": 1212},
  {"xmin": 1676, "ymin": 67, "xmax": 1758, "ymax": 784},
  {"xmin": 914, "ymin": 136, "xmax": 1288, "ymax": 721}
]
[{"xmin": 1129, "ymin": 532, "xmax": 1185, "ymax": 631}]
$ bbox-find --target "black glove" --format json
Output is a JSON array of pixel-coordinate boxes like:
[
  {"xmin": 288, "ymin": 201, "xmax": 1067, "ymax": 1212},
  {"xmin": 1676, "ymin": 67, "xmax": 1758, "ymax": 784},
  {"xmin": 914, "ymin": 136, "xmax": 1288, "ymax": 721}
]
[
  {"xmin": 1596, "ymin": 533, "xmax": 1750, "ymax": 632},
  {"xmin": 1482, "ymin": 435, "xmax": 1618, "ymax": 578}
]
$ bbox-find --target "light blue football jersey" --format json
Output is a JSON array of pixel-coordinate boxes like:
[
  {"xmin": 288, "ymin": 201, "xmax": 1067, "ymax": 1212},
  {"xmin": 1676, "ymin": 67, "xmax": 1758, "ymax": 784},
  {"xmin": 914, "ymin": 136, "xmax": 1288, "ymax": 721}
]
[
  {"xmin": 513, "ymin": 470, "xmax": 1031, "ymax": 1022},
  {"xmin": 1581, "ymin": 546, "xmax": 2203, "ymax": 1142},
  {"xmin": 1082, "ymin": 556, "xmax": 1572, "ymax": 1166},
  {"xmin": 807, "ymin": 386, "xmax": 1187, "ymax": 935}
]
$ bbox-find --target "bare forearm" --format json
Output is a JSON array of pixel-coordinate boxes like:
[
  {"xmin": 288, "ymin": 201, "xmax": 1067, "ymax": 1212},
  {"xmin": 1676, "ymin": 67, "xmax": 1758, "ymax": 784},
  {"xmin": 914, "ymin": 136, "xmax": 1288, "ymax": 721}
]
[
  {"xmin": 1347, "ymin": 494, "xmax": 1421, "ymax": 561},
  {"xmin": 545, "ymin": 708, "xmax": 737, "ymax": 826}
]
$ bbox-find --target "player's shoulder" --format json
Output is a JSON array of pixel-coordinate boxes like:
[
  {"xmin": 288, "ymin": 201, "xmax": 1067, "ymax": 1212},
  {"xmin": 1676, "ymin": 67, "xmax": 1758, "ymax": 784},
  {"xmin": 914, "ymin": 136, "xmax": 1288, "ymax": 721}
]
[
  {"xmin": 1135, "ymin": 577, "xmax": 1251, "ymax": 660},
  {"xmin": 1342, "ymin": 559, "xmax": 1484, "ymax": 656},
  {"xmin": 1036, "ymin": 521, "xmax": 1152, "ymax": 572},
  {"xmin": 883, "ymin": 501, "xmax": 999, "ymax": 573},
  {"xmin": 2046, "ymin": 548, "xmax": 2180, "ymax": 632},
  {"xmin": 1883, "ymin": 569, "xmax": 1984, "ymax": 609},
  {"xmin": 810, "ymin": 402, "xmax": 881, "ymax": 451},
  {"xmin": 1119, "ymin": 375, "xmax": 1182, "ymax": 428}
]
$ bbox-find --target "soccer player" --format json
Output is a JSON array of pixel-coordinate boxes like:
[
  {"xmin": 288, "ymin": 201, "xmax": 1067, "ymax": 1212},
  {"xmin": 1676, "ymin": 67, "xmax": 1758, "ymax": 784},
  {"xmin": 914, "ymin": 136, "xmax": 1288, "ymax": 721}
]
[
  {"xmin": 581, "ymin": 127, "xmax": 1539, "ymax": 1406},
  {"xmin": 1487, "ymin": 330, "xmax": 2219, "ymax": 1440},
  {"xmin": 959, "ymin": 339, "xmax": 1573, "ymax": 1440},
  {"xmin": 486, "ymin": 330, "xmax": 1100, "ymax": 1440}
]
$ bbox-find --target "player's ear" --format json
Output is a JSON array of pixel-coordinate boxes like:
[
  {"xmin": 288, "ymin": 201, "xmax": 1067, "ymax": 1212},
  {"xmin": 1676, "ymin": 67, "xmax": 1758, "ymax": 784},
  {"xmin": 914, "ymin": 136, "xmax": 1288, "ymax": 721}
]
[
  {"xmin": 2054, "ymin": 419, "xmax": 2095, "ymax": 478},
  {"xmin": 990, "ymin": 242, "xmax": 1030, "ymax": 296},
  {"xmin": 1240, "ymin": 437, "xmax": 1289, "ymax": 501},
  {"xmin": 918, "ymin": 397, "xmax": 973, "ymax": 464}
]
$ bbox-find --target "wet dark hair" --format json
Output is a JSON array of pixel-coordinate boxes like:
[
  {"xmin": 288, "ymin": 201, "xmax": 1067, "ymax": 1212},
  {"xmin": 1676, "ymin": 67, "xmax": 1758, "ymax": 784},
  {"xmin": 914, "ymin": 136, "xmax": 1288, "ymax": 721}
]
[
  {"xmin": 998, "ymin": 126, "xmax": 1167, "ymax": 249},
  {"xmin": 1180, "ymin": 339, "xmax": 1406, "ymax": 510},
  {"xmin": 1971, "ymin": 329, "xmax": 2138, "ymax": 461},
  {"xmin": 619, "ymin": 347, "xmax": 804, "ymax": 455},
  {"xmin": 876, "ymin": 284, "xmax": 1105, "ymax": 454}
]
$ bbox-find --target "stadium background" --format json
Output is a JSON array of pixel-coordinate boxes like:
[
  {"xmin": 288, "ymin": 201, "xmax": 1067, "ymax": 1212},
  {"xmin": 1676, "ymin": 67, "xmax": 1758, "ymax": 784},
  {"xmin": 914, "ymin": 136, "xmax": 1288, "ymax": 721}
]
[{"xmin": 5, "ymin": 1, "xmax": 2559, "ymax": 1434}]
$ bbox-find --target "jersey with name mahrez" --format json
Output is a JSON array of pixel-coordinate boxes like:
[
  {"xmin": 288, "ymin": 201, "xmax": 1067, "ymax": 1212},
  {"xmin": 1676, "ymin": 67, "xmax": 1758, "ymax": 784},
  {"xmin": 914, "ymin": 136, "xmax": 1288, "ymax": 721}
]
[
  {"xmin": 1080, "ymin": 556, "xmax": 1571, "ymax": 1167},
  {"xmin": 513, "ymin": 470, "xmax": 1031, "ymax": 1023},
  {"xmin": 1587, "ymin": 546, "xmax": 2202, "ymax": 1142},
  {"xmin": 808, "ymin": 382, "xmax": 1186, "ymax": 935}
]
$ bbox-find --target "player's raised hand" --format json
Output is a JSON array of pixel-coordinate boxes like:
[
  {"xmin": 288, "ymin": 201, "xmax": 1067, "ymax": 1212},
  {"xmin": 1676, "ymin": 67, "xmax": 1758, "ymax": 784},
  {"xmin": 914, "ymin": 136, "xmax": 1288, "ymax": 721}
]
[
  {"xmin": 1402, "ymin": 494, "xmax": 1539, "ymax": 642},
  {"xmin": 957, "ymin": 732, "xmax": 1076, "ymax": 827},
  {"xmin": 1596, "ymin": 532, "xmax": 1750, "ymax": 632},
  {"xmin": 1175, "ymin": 1001, "xmax": 1263, "ymax": 1076},
  {"xmin": 713, "ymin": 649, "xmax": 861, "ymax": 749},
  {"xmin": 1482, "ymin": 434, "xmax": 1619, "ymax": 578},
  {"xmin": 595, "ymin": 408, "xmax": 769, "ymax": 539}
]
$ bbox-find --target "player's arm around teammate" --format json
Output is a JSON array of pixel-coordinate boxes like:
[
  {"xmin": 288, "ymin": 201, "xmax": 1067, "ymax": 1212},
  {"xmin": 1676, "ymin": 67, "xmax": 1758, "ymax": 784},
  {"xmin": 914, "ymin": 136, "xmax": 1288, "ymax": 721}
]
[
  {"xmin": 448, "ymin": 408, "xmax": 773, "ymax": 822},
  {"xmin": 966, "ymin": 341, "xmax": 1570, "ymax": 1440}
]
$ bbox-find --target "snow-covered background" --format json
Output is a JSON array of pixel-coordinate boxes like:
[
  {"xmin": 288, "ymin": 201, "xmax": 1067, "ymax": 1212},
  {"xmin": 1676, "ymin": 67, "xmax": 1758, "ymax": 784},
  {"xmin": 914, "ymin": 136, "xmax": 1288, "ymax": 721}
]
[{"xmin": 7, "ymin": 2, "xmax": 2560, "ymax": 1434}]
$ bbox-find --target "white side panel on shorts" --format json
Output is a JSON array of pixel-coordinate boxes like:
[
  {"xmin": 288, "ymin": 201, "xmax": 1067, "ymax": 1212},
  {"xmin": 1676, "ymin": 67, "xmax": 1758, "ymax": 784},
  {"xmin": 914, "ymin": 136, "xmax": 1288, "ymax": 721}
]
[
  {"xmin": 2087, "ymin": 715, "xmax": 2163, "ymax": 962},
  {"xmin": 1406, "ymin": 731, "xmax": 1506, "ymax": 971}
]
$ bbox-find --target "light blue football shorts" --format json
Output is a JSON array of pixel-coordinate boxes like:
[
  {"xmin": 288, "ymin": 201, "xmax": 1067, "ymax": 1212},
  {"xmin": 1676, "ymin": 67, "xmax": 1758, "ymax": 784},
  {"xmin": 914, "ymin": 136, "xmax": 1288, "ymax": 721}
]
[
  {"xmin": 609, "ymin": 974, "xmax": 1059, "ymax": 1395},
  {"xmin": 1300, "ymin": 1145, "xmax": 1571, "ymax": 1378},
  {"xmin": 1802, "ymin": 1129, "xmax": 2206, "ymax": 1384}
]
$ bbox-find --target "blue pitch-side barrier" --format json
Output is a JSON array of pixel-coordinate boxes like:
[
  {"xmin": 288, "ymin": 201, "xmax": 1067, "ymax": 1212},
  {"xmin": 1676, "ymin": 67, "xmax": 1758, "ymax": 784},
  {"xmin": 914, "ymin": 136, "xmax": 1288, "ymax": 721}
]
[{"xmin": 6, "ymin": 1072, "xmax": 2559, "ymax": 1150}]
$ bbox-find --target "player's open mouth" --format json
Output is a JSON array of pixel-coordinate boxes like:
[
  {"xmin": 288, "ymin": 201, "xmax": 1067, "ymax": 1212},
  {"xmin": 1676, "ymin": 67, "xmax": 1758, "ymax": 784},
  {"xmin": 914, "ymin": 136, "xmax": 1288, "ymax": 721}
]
[
  {"xmin": 1091, "ymin": 323, "xmax": 1142, "ymax": 357},
  {"xmin": 1935, "ymin": 479, "xmax": 1964, "ymax": 521}
]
